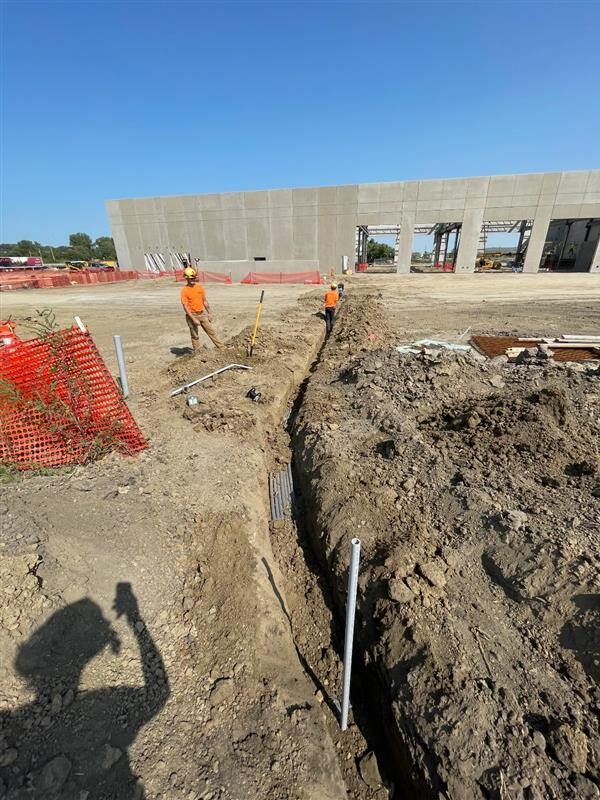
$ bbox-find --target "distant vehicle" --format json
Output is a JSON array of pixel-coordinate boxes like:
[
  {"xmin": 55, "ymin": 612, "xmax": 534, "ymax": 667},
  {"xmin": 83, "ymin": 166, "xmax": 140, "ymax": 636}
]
[{"xmin": 0, "ymin": 256, "xmax": 44, "ymax": 270}]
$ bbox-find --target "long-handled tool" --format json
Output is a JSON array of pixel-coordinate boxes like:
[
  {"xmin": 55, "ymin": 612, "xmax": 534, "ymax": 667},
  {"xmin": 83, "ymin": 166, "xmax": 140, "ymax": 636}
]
[{"xmin": 248, "ymin": 290, "xmax": 265, "ymax": 356}]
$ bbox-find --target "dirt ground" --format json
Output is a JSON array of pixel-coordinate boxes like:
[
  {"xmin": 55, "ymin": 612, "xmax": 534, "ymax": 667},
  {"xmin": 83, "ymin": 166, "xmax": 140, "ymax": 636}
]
[{"xmin": 1, "ymin": 273, "xmax": 599, "ymax": 799}]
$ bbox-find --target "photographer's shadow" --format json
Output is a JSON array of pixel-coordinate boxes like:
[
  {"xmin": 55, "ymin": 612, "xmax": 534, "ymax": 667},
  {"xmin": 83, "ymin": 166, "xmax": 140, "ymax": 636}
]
[{"xmin": 0, "ymin": 583, "xmax": 169, "ymax": 799}]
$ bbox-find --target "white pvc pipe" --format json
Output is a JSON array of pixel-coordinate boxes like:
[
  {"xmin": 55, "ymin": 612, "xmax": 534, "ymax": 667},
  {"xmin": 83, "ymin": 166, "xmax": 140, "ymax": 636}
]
[
  {"xmin": 341, "ymin": 537, "xmax": 361, "ymax": 731},
  {"xmin": 170, "ymin": 363, "xmax": 251, "ymax": 397},
  {"xmin": 113, "ymin": 335, "xmax": 129, "ymax": 398}
]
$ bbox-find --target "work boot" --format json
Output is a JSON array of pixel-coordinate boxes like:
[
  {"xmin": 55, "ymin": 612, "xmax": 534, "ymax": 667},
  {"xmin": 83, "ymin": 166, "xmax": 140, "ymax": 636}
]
[{"xmin": 191, "ymin": 340, "xmax": 201, "ymax": 355}]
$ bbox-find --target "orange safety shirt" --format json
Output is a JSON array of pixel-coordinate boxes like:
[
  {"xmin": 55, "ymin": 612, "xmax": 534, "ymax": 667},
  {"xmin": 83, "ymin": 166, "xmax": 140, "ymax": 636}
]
[
  {"xmin": 324, "ymin": 290, "xmax": 339, "ymax": 309},
  {"xmin": 181, "ymin": 283, "xmax": 206, "ymax": 314}
]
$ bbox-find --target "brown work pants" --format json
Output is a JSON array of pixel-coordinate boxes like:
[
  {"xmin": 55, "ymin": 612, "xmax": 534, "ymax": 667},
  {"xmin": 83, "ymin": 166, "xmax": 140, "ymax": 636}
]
[{"xmin": 186, "ymin": 312, "xmax": 224, "ymax": 350}]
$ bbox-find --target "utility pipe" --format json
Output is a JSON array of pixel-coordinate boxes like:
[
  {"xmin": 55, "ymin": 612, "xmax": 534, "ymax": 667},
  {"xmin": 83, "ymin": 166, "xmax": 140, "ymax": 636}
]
[
  {"xmin": 341, "ymin": 537, "xmax": 361, "ymax": 731},
  {"xmin": 170, "ymin": 364, "xmax": 251, "ymax": 397},
  {"xmin": 113, "ymin": 335, "xmax": 129, "ymax": 399}
]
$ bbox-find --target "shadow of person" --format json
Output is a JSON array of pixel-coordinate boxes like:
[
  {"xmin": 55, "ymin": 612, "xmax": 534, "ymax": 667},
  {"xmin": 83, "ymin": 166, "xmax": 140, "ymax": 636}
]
[
  {"xmin": 170, "ymin": 345, "xmax": 193, "ymax": 356},
  {"xmin": 0, "ymin": 583, "xmax": 169, "ymax": 799},
  {"xmin": 559, "ymin": 593, "xmax": 600, "ymax": 684}
]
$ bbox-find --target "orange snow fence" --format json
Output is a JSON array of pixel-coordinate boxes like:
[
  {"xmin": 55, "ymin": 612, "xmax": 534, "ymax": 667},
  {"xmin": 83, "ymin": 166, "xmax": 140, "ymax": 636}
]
[
  {"xmin": 240, "ymin": 271, "xmax": 323, "ymax": 285},
  {"xmin": 174, "ymin": 270, "xmax": 233, "ymax": 284},
  {"xmin": 0, "ymin": 326, "xmax": 147, "ymax": 470},
  {"xmin": 0, "ymin": 270, "xmax": 148, "ymax": 291}
]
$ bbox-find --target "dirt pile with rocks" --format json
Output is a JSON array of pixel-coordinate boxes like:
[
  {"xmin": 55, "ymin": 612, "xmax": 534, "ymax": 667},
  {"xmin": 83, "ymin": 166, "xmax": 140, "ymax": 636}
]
[{"xmin": 293, "ymin": 295, "xmax": 600, "ymax": 799}]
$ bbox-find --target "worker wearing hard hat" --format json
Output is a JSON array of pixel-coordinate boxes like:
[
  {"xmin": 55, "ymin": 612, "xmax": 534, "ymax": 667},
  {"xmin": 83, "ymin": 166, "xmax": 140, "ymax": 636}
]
[
  {"xmin": 181, "ymin": 267, "xmax": 224, "ymax": 352},
  {"xmin": 324, "ymin": 283, "xmax": 339, "ymax": 334}
]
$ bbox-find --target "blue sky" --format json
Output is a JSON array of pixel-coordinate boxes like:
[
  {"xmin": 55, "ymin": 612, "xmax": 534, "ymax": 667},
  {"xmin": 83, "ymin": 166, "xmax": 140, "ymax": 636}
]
[{"xmin": 2, "ymin": 0, "xmax": 599, "ymax": 244}]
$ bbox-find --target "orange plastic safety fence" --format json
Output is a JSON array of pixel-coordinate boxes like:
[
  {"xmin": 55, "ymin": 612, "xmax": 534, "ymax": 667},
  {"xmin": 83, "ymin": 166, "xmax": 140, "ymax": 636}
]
[
  {"xmin": 0, "ymin": 327, "xmax": 147, "ymax": 470},
  {"xmin": 240, "ymin": 271, "xmax": 323, "ymax": 285},
  {"xmin": 174, "ymin": 270, "xmax": 233, "ymax": 284},
  {"xmin": 0, "ymin": 270, "xmax": 143, "ymax": 291}
]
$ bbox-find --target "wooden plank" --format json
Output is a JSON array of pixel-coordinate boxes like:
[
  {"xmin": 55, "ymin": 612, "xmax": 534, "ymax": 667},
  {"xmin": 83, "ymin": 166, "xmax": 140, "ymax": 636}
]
[
  {"xmin": 547, "ymin": 343, "xmax": 600, "ymax": 349},
  {"xmin": 561, "ymin": 334, "xmax": 600, "ymax": 341}
]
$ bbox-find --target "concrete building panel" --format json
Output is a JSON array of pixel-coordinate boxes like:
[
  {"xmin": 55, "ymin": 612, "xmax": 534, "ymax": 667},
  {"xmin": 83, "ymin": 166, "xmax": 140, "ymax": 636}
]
[
  {"xmin": 268, "ymin": 189, "xmax": 292, "ymax": 208},
  {"xmin": 246, "ymin": 219, "xmax": 271, "ymax": 259},
  {"xmin": 107, "ymin": 169, "xmax": 600, "ymax": 275},
  {"xmin": 336, "ymin": 185, "xmax": 358, "ymax": 206},
  {"xmin": 317, "ymin": 186, "xmax": 337, "ymax": 206},
  {"xmin": 271, "ymin": 217, "xmax": 293, "ymax": 260},
  {"xmin": 292, "ymin": 188, "xmax": 318, "ymax": 207},
  {"xmin": 488, "ymin": 175, "xmax": 517, "ymax": 197},
  {"xmin": 418, "ymin": 180, "xmax": 444, "ymax": 201},
  {"xmin": 456, "ymin": 208, "xmax": 484, "ymax": 272},
  {"xmin": 222, "ymin": 221, "xmax": 247, "ymax": 260},
  {"xmin": 292, "ymin": 217, "xmax": 318, "ymax": 260},
  {"xmin": 379, "ymin": 182, "xmax": 404, "ymax": 202},
  {"xmin": 196, "ymin": 194, "xmax": 222, "ymax": 211},
  {"xmin": 465, "ymin": 177, "xmax": 490, "ymax": 198},
  {"xmin": 524, "ymin": 206, "xmax": 553, "ymax": 273},
  {"xmin": 397, "ymin": 212, "xmax": 415, "ymax": 274},
  {"xmin": 586, "ymin": 173, "xmax": 600, "ymax": 193},
  {"xmin": 202, "ymin": 221, "xmax": 226, "ymax": 261},
  {"xmin": 513, "ymin": 174, "xmax": 544, "ymax": 196},
  {"xmin": 358, "ymin": 183, "xmax": 380, "ymax": 203},
  {"xmin": 558, "ymin": 171, "xmax": 590, "ymax": 194},
  {"xmin": 318, "ymin": 214, "xmax": 337, "ymax": 267},
  {"xmin": 221, "ymin": 192, "xmax": 245, "ymax": 210},
  {"xmin": 541, "ymin": 173, "xmax": 561, "ymax": 194},
  {"xmin": 244, "ymin": 191, "xmax": 269, "ymax": 210}
]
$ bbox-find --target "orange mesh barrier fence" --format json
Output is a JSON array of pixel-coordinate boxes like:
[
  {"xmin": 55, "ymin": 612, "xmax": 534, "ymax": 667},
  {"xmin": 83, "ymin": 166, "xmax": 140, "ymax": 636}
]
[
  {"xmin": 0, "ymin": 327, "xmax": 147, "ymax": 470},
  {"xmin": 0, "ymin": 270, "xmax": 142, "ymax": 291},
  {"xmin": 240, "ymin": 271, "xmax": 323, "ymax": 285},
  {"xmin": 174, "ymin": 270, "xmax": 233, "ymax": 284}
]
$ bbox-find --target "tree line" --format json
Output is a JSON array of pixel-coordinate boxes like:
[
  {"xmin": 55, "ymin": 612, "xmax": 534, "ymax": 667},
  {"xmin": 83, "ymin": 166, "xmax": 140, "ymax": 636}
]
[
  {"xmin": 367, "ymin": 238, "xmax": 433, "ymax": 263},
  {"xmin": 0, "ymin": 233, "xmax": 117, "ymax": 263}
]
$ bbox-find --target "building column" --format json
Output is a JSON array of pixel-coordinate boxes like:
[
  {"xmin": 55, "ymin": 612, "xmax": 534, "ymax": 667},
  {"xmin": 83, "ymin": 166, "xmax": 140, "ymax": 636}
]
[
  {"xmin": 455, "ymin": 208, "xmax": 484, "ymax": 272},
  {"xmin": 588, "ymin": 235, "xmax": 600, "ymax": 273},
  {"xmin": 523, "ymin": 207, "xmax": 552, "ymax": 273},
  {"xmin": 396, "ymin": 212, "xmax": 414, "ymax": 274}
]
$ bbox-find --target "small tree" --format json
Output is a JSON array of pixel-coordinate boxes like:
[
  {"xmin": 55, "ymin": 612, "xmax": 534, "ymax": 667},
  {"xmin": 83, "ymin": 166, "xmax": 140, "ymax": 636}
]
[
  {"xmin": 367, "ymin": 238, "xmax": 395, "ymax": 263},
  {"xmin": 69, "ymin": 233, "xmax": 93, "ymax": 261},
  {"xmin": 93, "ymin": 237, "xmax": 117, "ymax": 260}
]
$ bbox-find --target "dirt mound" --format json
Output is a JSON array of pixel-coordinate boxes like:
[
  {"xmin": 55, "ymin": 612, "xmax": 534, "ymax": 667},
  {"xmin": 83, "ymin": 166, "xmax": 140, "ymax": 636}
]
[
  {"xmin": 334, "ymin": 294, "xmax": 391, "ymax": 353},
  {"xmin": 294, "ymin": 308, "xmax": 600, "ymax": 799}
]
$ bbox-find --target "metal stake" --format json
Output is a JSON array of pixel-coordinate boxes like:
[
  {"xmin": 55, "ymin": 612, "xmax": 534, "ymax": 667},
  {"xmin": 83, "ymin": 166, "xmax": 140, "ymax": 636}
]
[
  {"xmin": 341, "ymin": 537, "xmax": 361, "ymax": 731},
  {"xmin": 113, "ymin": 335, "xmax": 129, "ymax": 398}
]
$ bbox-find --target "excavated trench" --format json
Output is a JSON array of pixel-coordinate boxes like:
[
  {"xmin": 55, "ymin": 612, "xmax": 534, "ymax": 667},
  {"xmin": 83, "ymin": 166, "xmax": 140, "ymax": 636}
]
[
  {"xmin": 269, "ymin": 295, "xmax": 600, "ymax": 800},
  {"xmin": 265, "ymin": 326, "xmax": 417, "ymax": 799}
]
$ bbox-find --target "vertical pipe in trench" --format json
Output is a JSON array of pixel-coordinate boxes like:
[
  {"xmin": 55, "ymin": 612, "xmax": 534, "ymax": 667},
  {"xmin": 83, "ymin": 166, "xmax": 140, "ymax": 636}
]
[
  {"xmin": 341, "ymin": 537, "xmax": 361, "ymax": 731},
  {"xmin": 113, "ymin": 335, "xmax": 130, "ymax": 399}
]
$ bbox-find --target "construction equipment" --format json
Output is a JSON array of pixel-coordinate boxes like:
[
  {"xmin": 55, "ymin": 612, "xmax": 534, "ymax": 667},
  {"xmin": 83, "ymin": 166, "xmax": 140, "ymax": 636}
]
[
  {"xmin": 476, "ymin": 257, "xmax": 499, "ymax": 271},
  {"xmin": 65, "ymin": 261, "xmax": 89, "ymax": 272}
]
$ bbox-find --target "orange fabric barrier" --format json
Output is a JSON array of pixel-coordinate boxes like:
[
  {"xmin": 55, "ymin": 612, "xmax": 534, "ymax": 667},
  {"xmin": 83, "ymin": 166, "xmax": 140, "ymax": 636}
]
[
  {"xmin": 240, "ymin": 271, "xmax": 323, "ymax": 285},
  {"xmin": 0, "ymin": 326, "xmax": 147, "ymax": 470},
  {"xmin": 0, "ymin": 269, "xmax": 143, "ymax": 291},
  {"xmin": 174, "ymin": 270, "xmax": 233, "ymax": 284}
]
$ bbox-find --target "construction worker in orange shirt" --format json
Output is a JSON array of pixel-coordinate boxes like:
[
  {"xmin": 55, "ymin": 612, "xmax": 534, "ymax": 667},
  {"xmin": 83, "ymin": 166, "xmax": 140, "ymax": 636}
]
[
  {"xmin": 181, "ymin": 267, "xmax": 224, "ymax": 352},
  {"xmin": 324, "ymin": 283, "xmax": 339, "ymax": 335}
]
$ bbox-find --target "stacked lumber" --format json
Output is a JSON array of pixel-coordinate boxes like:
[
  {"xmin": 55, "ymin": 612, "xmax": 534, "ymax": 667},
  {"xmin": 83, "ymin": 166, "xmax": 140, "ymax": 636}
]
[{"xmin": 506, "ymin": 334, "xmax": 600, "ymax": 361}]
